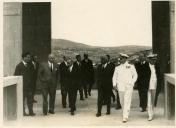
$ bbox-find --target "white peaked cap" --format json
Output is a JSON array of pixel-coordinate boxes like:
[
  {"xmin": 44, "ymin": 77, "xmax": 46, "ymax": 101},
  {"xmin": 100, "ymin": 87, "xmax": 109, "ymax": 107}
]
[
  {"xmin": 119, "ymin": 53, "xmax": 129, "ymax": 58},
  {"xmin": 147, "ymin": 53, "xmax": 157, "ymax": 58},
  {"xmin": 74, "ymin": 53, "xmax": 80, "ymax": 56}
]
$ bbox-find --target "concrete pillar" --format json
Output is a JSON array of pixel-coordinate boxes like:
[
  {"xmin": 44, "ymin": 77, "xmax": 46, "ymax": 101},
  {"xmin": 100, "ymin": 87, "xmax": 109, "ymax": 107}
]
[
  {"xmin": 3, "ymin": 3, "xmax": 22, "ymax": 76},
  {"xmin": 2, "ymin": 2, "xmax": 23, "ymax": 125},
  {"xmin": 170, "ymin": 1, "xmax": 175, "ymax": 73}
]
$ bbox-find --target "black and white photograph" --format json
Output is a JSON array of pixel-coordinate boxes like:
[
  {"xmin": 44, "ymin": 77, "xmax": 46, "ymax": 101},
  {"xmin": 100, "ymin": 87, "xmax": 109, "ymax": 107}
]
[{"xmin": 0, "ymin": 0, "xmax": 175, "ymax": 127}]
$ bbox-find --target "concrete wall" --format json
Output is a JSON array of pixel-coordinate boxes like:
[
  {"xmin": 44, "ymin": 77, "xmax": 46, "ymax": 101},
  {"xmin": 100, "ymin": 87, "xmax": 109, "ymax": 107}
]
[
  {"xmin": 170, "ymin": 1, "xmax": 175, "ymax": 73},
  {"xmin": 3, "ymin": 3, "xmax": 22, "ymax": 76}
]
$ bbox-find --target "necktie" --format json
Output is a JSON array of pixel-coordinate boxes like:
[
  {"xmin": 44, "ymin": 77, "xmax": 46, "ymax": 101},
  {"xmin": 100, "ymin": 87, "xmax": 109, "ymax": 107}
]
[{"xmin": 50, "ymin": 63, "xmax": 53, "ymax": 72}]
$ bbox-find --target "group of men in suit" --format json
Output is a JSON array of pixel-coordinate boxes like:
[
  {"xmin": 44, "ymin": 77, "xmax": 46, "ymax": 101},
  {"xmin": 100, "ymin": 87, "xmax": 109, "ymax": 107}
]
[
  {"xmin": 96, "ymin": 52, "xmax": 161, "ymax": 123},
  {"xmin": 14, "ymin": 53, "xmax": 39, "ymax": 116},
  {"xmin": 14, "ymin": 52, "xmax": 161, "ymax": 122},
  {"xmin": 59, "ymin": 53, "xmax": 95, "ymax": 115}
]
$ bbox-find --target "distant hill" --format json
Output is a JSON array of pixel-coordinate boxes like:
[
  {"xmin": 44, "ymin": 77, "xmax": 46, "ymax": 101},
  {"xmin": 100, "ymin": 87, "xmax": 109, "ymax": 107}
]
[
  {"xmin": 52, "ymin": 39, "xmax": 152, "ymax": 63},
  {"xmin": 52, "ymin": 39, "xmax": 91, "ymax": 49}
]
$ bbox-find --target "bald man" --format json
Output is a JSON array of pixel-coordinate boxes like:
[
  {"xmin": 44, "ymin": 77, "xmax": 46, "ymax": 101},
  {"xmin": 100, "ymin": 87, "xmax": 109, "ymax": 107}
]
[{"xmin": 38, "ymin": 54, "xmax": 58, "ymax": 115}]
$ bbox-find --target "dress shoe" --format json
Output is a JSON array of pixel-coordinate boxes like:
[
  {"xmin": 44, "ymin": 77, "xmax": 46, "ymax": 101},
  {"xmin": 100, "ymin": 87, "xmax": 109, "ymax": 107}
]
[
  {"xmin": 115, "ymin": 106, "xmax": 121, "ymax": 110},
  {"xmin": 63, "ymin": 105, "xmax": 66, "ymax": 108},
  {"xmin": 80, "ymin": 98, "xmax": 84, "ymax": 100},
  {"xmin": 148, "ymin": 116, "xmax": 153, "ymax": 121},
  {"xmin": 23, "ymin": 113, "xmax": 29, "ymax": 116},
  {"xmin": 33, "ymin": 99, "xmax": 37, "ymax": 103},
  {"xmin": 43, "ymin": 113, "xmax": 47, "ymax": 116},
  {"xmin": 71, "ymin": 111, "xmax": 74, "ymax": 115},
  {"xmin": 141, "ymin": 108, "xmax": 146, "ymax": 112},
  {"xmin": 123, "ymin": 118, "xmax": 128, "ymax": 123},
  {"xmin": 88, "ymin": 91, "xmax": 91, "ymax": 96},
  {"xmin": 85, "ymin": 96, "xmax": 88, "ymax": 98},
  {"xmin": 106, "ymin": 112, "xmax": 110, "ymax": 115},
  {"xmin": 96, "ymin": 113, "xmax": 101, "ymax": 117},
  {"xmin": 49, "ymin": 110, "xmax": 55, "ymax": 114},
  {"xmin": 29, "ymin": 113, "xmax": 36, "ymax": 116}
]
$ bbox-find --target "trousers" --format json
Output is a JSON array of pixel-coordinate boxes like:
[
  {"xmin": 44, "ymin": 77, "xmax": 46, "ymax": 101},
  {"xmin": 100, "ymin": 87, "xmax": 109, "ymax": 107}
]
[
  {"xmin": 119, "ymin": 86, "xmax": 133, "ymax": 119},
  {"xmin": 23, "ymin": 90, "xmax": 33, "ymax": 114},
  {"xmin": 68, "ymin": 88, "xmax": 77, "ymax": 112},
  {"xmin": 97, "ymin": 88, "xmax": 111, "ymax": 114},
  {"xmin": 61, "ymin": 85, "xmax": 68, "ymax": 107},
  {"xmin": 42, "ymin": 82, "xmax": 57, "ymax": 114},
  {"xmin": 147, "ymin": 89, "xmax": 156, "ymax": 117}
]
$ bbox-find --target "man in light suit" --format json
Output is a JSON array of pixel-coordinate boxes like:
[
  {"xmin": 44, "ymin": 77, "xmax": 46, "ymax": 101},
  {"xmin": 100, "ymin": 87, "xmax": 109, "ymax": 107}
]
[
  {"xmin": 14, "ymin": 52, "xmax": 35, "ymax": 116},
  {"xmin": 113, "ymin": 53, "xmax": 138, "ymax": 123},
  {"xmin": 38, "ymin": 54, "xmax": 58, "ymax": 115}
]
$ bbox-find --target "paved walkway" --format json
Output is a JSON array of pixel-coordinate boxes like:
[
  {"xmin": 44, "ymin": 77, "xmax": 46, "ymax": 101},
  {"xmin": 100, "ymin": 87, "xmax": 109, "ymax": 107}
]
[{"xmin": 4, "ymin": 90, "xmax": 175, "ymax": 127}]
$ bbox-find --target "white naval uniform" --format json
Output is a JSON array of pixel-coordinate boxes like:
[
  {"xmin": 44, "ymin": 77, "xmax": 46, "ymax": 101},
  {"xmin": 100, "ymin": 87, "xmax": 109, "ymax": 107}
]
[
  {"xmin": 148, "ymin": 63, "xmax": 157, "ymax": 118},
  {"xmin": 113, "ymin": 61, "xmax": 138, "ymax": 119}
]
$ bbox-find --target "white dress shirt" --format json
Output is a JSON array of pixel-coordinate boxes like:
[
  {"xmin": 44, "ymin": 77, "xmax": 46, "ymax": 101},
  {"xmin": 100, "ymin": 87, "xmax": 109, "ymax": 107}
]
[
  {"xmin": 103, "ymin": 63, "xmax": 107, "ymax": 68},
  {"xmin": 69, "ymin": 65, "xmax": 73, "ymax": 72},
  {"xmin": 48, "ymin": 61, "xmax": 53, "ymax": 70},
  {"xmin": 112, "ymin": 61, "xmax": 138, "ymax": 91},
  {"xmin": 64, "ymin": 61, "xmax": 68, "ymax": 66},
  {"xmin": 22, "ymin": 60, "xmax": 27, "ymax": 67}
]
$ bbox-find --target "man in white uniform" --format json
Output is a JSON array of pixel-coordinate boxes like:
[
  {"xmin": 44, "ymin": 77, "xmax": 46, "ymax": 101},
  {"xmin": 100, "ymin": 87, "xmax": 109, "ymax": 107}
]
[{"xmin": 113, "ymin": 53, "xmax": 138, "ymax": 123}]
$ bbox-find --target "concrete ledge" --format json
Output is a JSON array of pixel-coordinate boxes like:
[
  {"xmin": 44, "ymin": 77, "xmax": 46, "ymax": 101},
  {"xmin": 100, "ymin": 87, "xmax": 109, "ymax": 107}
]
[
  {"xmin": 164, "ymin": 73, "xmax": 175, "ymax": 119},
  {"xmin": 3, "ymin": 76, "xmax": 23, "ymax": 122}
]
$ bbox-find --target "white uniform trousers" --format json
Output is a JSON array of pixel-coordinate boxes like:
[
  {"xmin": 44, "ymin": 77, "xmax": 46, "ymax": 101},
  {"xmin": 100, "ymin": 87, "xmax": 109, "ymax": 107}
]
[
  {"xmin": 147, "ymin": 89, "xmax": 156, "ymax": 118},
  {"xmin": 119, "ymin": 86, "xmax": 133, "ymax": 119}
]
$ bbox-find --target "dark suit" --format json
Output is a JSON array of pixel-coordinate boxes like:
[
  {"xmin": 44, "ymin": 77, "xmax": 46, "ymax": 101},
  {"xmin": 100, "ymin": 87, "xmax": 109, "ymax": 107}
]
[
  {"xmin": 30, "ymin": 61, "xmax": 39, "ymax": 100},
  {"xmin": 135, "ymin": 61, "xmax": 150, "ymax": 110},
  {"xmin": 14, "ymin": 62, "xmax": 34, "ymax": 114},
  {"xmin": 38, "ymin": 62, "xmax": 58, "ymax": 114},
  {"xmin": 107, "ymin": 62, "xmax": 121, "ymax": 108},
  {"xmin": 73, "ymin": 61, "xmax": 84, "ymax": 99},
  {"xmin": 97, "ymin": 64, "xmax": 113, "ymax": 114},
  {"xmin": 81, "ymin": 59, "xmax": 94, "ymax": 97},
  {"xmin": 59, "ymin": 61, "xmax": 69, "ymax": 107},
  {"xmin": 67, "ymin": 66, "xmax": 78, "ymax": 112}
]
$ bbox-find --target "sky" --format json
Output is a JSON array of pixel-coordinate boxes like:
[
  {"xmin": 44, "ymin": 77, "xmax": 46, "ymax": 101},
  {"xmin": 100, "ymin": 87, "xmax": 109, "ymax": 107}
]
[{"xmin": 52, "ymin": 0, "xmax": 152, "ymax": 47}]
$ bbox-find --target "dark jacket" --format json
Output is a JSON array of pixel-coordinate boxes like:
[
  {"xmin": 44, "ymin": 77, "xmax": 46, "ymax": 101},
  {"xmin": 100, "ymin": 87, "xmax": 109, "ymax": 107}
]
[
  {"xmin": 14, "ymin": 62, "xmax": 32, "ymax": 91},
  {"xmin": 81, "ymin": 59, "xmax": 95, "ymax": 85},
  {"xmin": 107, "ymin": 62, "xmax": 115, "ymax": 87},
  {"xmin": 72, "ymin": 61, "xmax": 83, "ymax": 87},
  {"xmin": 59, "ymin": 61, "xmax": 69, "ymax": 86},
  {"xmin": 29, "ymin": 61, "xmax": 39, "ymax": 85},
  {"xmin": 66, "ymin": 66, "xmax": 77, "ymax": 89},
  {"xmin": 96, "ymin": 63, "xmax": 113, "ymax": 91},
  {"xmin": 135, "ymin": 61, "xmax": 151, "ymax": 90}
]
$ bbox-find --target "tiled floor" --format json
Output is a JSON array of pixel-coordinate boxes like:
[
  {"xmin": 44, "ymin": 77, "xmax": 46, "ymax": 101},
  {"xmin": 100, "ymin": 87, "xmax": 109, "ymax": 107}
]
[{"xmin": 4, "ymin": 90, "xmax": 175, "ymax": 127}]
